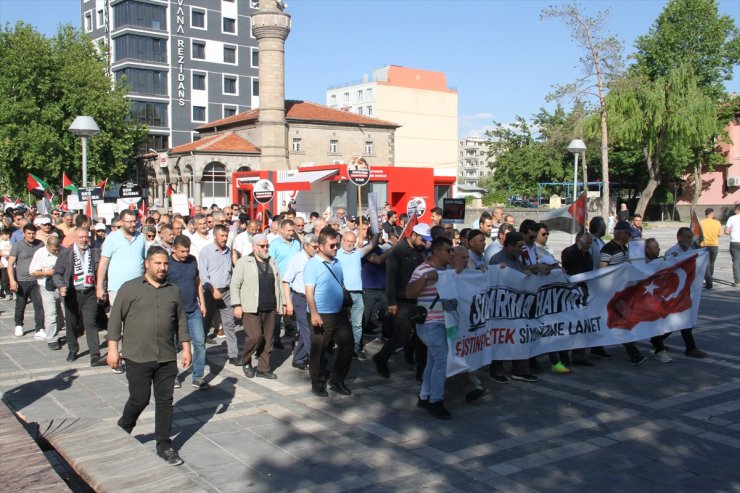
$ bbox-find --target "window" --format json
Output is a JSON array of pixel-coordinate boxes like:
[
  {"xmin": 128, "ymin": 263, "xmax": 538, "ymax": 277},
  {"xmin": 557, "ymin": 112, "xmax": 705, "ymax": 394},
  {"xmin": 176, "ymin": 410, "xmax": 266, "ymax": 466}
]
[
  {"xmin": 97, "ymin": 9, "xmax": 104, "ymax": 28},
  {"xmin": 193, "ymin": 106, "xmax": 206, "ymax": 122},
  {"xmin": 192, "ymin": 72, "xmax": 206, "ymax": 90},
  {"xmin": 250, "ymin": 0, "xmax": 259, "ymax": 8},
  {"xmin": 137, "ymin": 134, "xmax": 169, "ymax": 154},
  {"xmin": 329, "ymin": 140, "xmax": 338, "ymax": 153},
  {"xmin": 84, "ymin": 11, "xmax": 93, "ymax": 32},
  {"xmin": 114, "ymin": 68, "xmax": 167, "ymax": 96},
  {"xmin": 357, "ymin": 90, "xmax": 363, "ymax": 102},
  {"xmin": 129, "ymin": 101, "xmax": 168, "ymax": 127},
  {"xmin": 224, "ymin": 76, "xmax": 237, "ymax": 95},
  {"xmin": 292, "ymin": 138, "xmax": 302, "ymax": 152},
  {"xmin": 192, "ymin": 41, "xmax": 205, "ymax": 60},
  {"xmin": 114, "ymin": 35, "xmax": 167, "ymax": 63},
  {"xmin": 366, "ymin": 88, "xmax": 373, "ymax": 100},
  {"xmin": 251, "ymin": 48, "xmax": 258, "ymax": 67},
  {"xmin": 330, "ymin": 94, "xmax": 336, "ymax": 107},
  {"xmin": 113, "ymin": 1, "xmax": 166, "ymax": 30},
  {"xmin": 367, "ymin": 105, "xmax": 373, "ymax": 116},
  {"xmin": 224, "ymin": 106, "xmax": 237, "ymax": 117},
  {"xmin": 223, "ymin": 17, "xmax": 236, "ymax": 33},
  {"xmin": 343, "ymin": 92, "xmax": 349, "ymax": 104},
  {"xmin": 224, "ymin": 45, "xmax": 236, "ymax": 64},
  {"xmin": 201, "ymin": 163, "xmax": 228, "ymax": 205},
  {"xmin": 191, "ymin": 10, "xmax": 205, "ymax": 28},
  {"xmin": 357, "ymin": 107, "xmax": 363, "ymax": 115},
  {"xmin": 364, "ymin": 141, "xmax": 374, "ymax": 155},
  {"xmin": 252, "ymin": 78, "xmax": 259, "ymax": 97}
]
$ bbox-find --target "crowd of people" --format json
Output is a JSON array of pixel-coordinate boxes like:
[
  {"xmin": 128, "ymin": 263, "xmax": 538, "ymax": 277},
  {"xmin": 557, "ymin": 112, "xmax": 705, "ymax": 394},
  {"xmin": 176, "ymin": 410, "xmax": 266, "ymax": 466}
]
[{"xmin": 1, "ymin": 200, "xmax": 739, "ymax": 465}]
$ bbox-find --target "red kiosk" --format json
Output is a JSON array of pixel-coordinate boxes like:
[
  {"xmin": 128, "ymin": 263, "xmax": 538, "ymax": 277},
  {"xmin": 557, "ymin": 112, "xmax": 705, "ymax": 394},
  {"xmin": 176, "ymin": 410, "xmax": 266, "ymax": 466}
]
[{"xmin": 231, "ymin": 164, "xmax": 455, "ymax": 221}]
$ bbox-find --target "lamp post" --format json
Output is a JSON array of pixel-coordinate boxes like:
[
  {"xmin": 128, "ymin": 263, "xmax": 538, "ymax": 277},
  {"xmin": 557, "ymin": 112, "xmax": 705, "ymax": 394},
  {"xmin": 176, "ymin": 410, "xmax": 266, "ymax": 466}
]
[
  {"xmin": 567, "ymin": 139, "xmax": 587, "ymax": 236},
  {"xmin": 69, "ymin": 116, "xmax": 100, "ymax": 189}
]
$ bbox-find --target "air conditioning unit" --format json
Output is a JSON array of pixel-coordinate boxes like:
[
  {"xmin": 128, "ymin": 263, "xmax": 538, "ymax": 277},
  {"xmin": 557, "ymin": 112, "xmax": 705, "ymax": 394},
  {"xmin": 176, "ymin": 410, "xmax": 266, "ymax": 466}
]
[{"xmin": 727, "ymin": 176, "xmax": 740, "ymax": 187}]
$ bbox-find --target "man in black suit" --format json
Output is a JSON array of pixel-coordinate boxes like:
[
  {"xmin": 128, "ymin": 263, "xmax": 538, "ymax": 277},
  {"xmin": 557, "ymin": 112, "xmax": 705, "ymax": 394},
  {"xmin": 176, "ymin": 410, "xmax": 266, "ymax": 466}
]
[{"xmin": 53, "ymin": 227, "xmax": 104, "ymax": 365}]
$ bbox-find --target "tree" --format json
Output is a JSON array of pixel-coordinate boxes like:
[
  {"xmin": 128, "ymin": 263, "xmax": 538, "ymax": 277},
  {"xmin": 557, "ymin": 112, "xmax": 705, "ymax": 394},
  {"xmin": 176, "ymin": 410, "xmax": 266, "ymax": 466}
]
[
  {"xmin": 632, "ymin": 0, "xmax": 740, "ymax": 101},
  {"xmin": 605, "ymin": 66, "xmax": 717, "ymax": 217},
  {"xmin": 541, "ymin": 3, "xmax": 625, "ymax": 219},
  {"xmin": 0, "ymin": 22, "xmax": 147, "ymax": 198}
]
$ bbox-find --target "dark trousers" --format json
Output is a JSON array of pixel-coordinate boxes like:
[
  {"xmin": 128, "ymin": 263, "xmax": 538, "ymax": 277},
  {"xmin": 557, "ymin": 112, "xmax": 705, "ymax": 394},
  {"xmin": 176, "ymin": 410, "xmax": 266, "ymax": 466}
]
[
  {"xmin": 308, "ymin": 311, "xmax": 353, "ymax": 388},
  {"xmin": 241, "ymin": 311, "xmax": 276, "ymax": 372},
  {"xmin": 363, "ymin": 289, "xmax": 393, "ymax": 340},
  {"xmin": 731, "ymin": 242, "xmax": 740, "ymax": 285},
  {"xmin": 14, "ymin": 280, "xmax": 43, "ymax": 331},
  {"xmin": 490, "ymin": 359, "xmax": 531, "ymax": 377},
  {"xmin": 64, "ymin": 288, "xmax": 101, "ymax": 359},
  {"xmin": 705, "ymin": 246, "xmax": 718, "ymax": 287},
  {"xmin": 650, "ymin": 329, "xmax": 697, "ymax": 352},
  {"xmin": 291, "ymin": 292, "xmax": 311, "ymax": 364},
  {"xmin": 375, "ymin": 302, "xmax": 416, "ymax": 362},
  {"xmin": 118, "ymin": 359, "xmax": 177, "ymax": 453},
  {"xmin": 0, "ymin": 268, "xmax": 9, "ymax": 295}
]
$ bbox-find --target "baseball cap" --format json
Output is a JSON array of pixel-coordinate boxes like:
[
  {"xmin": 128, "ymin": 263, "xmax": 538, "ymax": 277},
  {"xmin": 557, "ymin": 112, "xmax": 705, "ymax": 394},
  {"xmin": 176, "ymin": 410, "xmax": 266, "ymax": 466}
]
[
  {"xmin": 614, "ymin": 220, "xmax": 631, "ymax": 232},
  {"xmin": 347, "ymin": 215, "xmax": 357, "ymax": 222},
  {"xmin": 35, "ymin": 217, "xmax": 51, "ymax": 225},
  {"xmin": 94, "ymin": 223, "xmax": 106, "ymax": 231},
  {"xmin": 412, "ymin": 223, "xmax": 432, "ymax": 241}
]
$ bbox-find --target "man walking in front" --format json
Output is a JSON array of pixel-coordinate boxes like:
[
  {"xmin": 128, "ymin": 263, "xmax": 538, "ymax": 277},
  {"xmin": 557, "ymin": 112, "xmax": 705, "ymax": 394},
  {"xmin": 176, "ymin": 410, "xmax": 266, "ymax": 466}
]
[
  {"xmin": 29, "ymin": 235, "xmax": 62, "ymax": 350},
  {"xmin": 107, "ymin": 246, "xmax": 191, "ymax": 466},
  {"xmin": 700, "ymin": 208, "xmax": 721, "ymax": 289},
  {"xmin": 282, "ymin": 234, "xmax": 319, "ymax": 370},
  {"xmin": 304, "ymin": 227, "xmax": 353, "ymax": 397},
  {"xmin": 8, "ymin": 223, "xmax": 44, "ymax": 338}
]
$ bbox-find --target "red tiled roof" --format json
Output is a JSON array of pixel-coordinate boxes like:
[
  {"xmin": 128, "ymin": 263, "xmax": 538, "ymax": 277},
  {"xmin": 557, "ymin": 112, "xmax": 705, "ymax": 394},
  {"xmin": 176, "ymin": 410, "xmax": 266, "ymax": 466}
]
[
  {"xmin": 196, "ymin": 100, "xmax": 401, "ymax": 131},
  {"xmin": 170, "ymin": 132, "xmax": 260, "ymax": 155}
]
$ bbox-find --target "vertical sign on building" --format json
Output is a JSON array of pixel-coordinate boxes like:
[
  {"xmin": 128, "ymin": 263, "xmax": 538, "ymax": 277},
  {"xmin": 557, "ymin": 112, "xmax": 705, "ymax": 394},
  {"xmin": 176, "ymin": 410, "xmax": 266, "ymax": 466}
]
[{"xmin": 174, "ymin": 0, "xmax": 186, "ymax": 106}]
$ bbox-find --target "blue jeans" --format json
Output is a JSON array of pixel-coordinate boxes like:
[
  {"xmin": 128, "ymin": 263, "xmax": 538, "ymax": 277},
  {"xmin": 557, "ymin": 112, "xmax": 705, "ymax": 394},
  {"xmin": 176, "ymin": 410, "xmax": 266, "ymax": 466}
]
[
  {"xmin": 186, "ymin": 310, "xmax": 206, "ymax": 381},
  {"xmin": 349, "ymin": 292, "xmax": 364, "ymax": 352},
  {"xmin": 416, "ymin": 321, "xmax": 448, "ymax": 403},
  {"xmin": 291, "ymin": 292, "xmax": 311, "ymax": 364}
]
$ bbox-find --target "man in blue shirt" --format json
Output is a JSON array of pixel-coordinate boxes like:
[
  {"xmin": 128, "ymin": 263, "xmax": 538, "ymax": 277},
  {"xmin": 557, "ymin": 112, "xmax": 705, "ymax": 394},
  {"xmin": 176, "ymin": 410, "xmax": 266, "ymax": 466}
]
[
  {"xmin": 336, "ymin": 229, "xmax": 378, "ymax": 359},
  {"xmin": 167, "ymin": 235, "xmax": 209, "ymax": 390},
  {"xmin": 304, "ymin": 227, "xmax": 353, "ymax": 397},
  {"xmin": 269, "ymin": 219, "xmax": 301, "ymax": 349}
]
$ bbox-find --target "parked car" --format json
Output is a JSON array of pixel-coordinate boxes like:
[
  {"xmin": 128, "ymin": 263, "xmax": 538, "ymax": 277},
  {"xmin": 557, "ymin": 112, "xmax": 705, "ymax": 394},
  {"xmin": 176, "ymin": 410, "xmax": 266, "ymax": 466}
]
[{"xmin": 509, "ymin": 199, "xmax": 538, "ymax": 209}]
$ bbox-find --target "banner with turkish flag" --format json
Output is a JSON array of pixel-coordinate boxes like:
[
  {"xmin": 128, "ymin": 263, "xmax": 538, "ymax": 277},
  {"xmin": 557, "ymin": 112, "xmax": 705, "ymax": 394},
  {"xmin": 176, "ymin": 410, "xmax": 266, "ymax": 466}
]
[{"xmin": 436, "ymin": 250, "xmax": 708, "ymax": 376}]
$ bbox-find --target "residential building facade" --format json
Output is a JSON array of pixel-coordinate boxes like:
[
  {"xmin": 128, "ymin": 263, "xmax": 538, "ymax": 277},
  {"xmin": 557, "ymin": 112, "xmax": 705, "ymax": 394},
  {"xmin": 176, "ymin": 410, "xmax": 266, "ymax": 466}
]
[
  {"xmin": 457, "ymin": 137, "xmax": 491, "ymax": 187},
  {"xmin": 326, "ymin": 65, "xmax": 458, "ymax": 176},
  {"xmin": 81, "ymin": 0, "xmax": 260, "ymax": 152}
]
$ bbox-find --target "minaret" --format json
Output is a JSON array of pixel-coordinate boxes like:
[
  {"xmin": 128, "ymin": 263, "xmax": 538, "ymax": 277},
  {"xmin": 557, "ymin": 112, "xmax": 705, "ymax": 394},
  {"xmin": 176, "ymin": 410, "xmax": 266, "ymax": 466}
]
[{"xmin": 252, "ymin": 0, "xmax": 291, "ymax": 170}]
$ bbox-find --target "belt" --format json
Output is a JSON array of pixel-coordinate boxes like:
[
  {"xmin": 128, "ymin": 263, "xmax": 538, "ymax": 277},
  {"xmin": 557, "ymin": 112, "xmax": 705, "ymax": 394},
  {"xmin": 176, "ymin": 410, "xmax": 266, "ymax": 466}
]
[
  {"xmin": 348, "ymin": 290, "xmax": 363, "ymax": 294},
  {"xmin": 217, "ymin": 287, "xmax": 230, "ymax": 293},
  {"xmin": 291, "ymin": 290, "xmax": 306, "ymax": 297}
]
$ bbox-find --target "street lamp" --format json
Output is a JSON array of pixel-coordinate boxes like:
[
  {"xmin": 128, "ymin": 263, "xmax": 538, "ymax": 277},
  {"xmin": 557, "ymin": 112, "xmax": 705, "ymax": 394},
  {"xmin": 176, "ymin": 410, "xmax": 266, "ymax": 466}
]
[
  {"xmin": 567, "ymin": 139, "xmax": 587, "ymax": 203},
  {"xmin": 69, "ymin": 116, "xmax": 100, "ymax": 188}
]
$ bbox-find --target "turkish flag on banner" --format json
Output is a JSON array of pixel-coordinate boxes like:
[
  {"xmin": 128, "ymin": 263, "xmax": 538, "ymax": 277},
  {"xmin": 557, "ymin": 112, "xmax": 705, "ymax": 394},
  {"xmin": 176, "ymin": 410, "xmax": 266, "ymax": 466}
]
[
  {"xmin": 399, "ymin": 212, "xmax": 419, "ymax": 240},
  {"xmin": 607, "ymin": 254, "xmax": 697, "ymax": 330}
]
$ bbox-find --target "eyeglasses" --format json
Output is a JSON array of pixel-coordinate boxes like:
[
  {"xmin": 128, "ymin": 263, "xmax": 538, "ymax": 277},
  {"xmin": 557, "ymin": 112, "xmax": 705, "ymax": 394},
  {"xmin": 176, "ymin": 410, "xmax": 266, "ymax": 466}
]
[
  {"xmin": 540, "ymin": 232, "xmax": 549, "ymax": 236},
  {"xmin": 254, "ymin": 244, "xmax": 268, "ymax": 249},
  {"xmin": 310, "ymin": 244, "xmax": 319, "ymax": 249},
  {"xmin": 325, "ymin": 243, "xmax": 338, "ymax": 249},
  {"xmin": 146, "ymin": 234, "xmax": 156, "ymax": 239}
]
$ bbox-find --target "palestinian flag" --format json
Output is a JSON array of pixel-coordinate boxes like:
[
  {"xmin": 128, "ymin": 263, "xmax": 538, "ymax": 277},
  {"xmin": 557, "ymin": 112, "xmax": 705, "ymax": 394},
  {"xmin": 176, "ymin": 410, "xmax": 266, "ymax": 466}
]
[
  {"xmin": 541, "ymin": 192, "xmax": 587, "ymax": 234},
  {"xmin": 399, "ymin": 212, "xmax": 419, "ymax": 240},
  {"xmin": 188, "ymin": 198, "xmax": 195, "ymax": 218},
  {"xmin": 690, "ymin": 209, "xmax": 704, "ymax": 247},
  {"xmin": 85, "ymin": 194, "xmax": 98, "ymax": 221},
  {"xmin": 165, "ymin": 184, "xmax": 175, "ymax": 209},
  {"xmin": 62, "ymin": 172, "xmax": 78, "ymax": 193},
  {"xmin": 27, "ymin": 173, "xmax": 50, "ymax": 198},
  {"xmin": 97, "ymin": 179, "xmax": 107, "ymax": 190}
]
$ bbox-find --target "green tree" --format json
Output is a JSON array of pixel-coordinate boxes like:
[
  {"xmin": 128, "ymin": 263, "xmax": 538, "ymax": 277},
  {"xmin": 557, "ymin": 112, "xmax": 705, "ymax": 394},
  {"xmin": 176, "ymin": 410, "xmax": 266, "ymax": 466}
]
[
  {"xmin": 541, "ymin": 3, "xmax": 625, "ymax": 218},
  {"xmin": 0, "ymin": 22, "xmax": 146, "ymax": 198},
  {"xmin": 605, "ymin": 67, "xmax": 717, "ymax": 217},
  {"xmin": 632, "ymin": 0, "xmax": 740, "ymax": 101}
]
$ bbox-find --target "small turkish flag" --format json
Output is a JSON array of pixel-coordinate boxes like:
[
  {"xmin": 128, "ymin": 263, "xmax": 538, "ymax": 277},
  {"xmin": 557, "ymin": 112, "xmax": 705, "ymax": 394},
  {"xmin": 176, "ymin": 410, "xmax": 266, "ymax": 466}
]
[{"xmin": 607, "ymin": 254, "xmax": 697, "ymax": 330}]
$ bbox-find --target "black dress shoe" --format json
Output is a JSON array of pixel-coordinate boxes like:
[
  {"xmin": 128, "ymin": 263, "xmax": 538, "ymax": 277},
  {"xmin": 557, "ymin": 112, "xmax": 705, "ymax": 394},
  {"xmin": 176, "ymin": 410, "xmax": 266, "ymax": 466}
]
[
  {"xmin": 329, "ymin": 382, "xmax": 352, "ymax": 395},
  {"xmin": 373, "ymin": 354, "xmax": 390, "ymax": 378},
  {"xmin": 91, "ymin": 356, "xmax": 106, "ymax": 367},
  {"xmin": 311, "ymin": 386, "xmax": 328, "ymax": 397},
  {"xmin": 228, "ymin": 357, "xmax": 242, "ymax": 366},
  {"xmin": 292, "ymin": 361, "xmax": 309, "ymax": 370},
  {"xmin": 243, "ymin": 364, "xmax": 255, "ymax": 378},
  {"xmin": 255, "ymin": 370, "xmax": 277, "ymax": 380},
  {"xmin": 48, "ymin": 341, "xmax": 61, "ymax": 351},
  {"xmin": 66, "ymin": 352, "xmax": 77, "ymax": 362}
]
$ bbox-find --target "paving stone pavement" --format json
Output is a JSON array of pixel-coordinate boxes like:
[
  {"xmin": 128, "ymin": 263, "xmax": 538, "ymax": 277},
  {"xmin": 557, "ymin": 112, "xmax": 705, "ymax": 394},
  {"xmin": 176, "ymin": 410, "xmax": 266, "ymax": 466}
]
[{"xmin": 1, "ymin": 223, "xmax": 739, "ymax": 492}]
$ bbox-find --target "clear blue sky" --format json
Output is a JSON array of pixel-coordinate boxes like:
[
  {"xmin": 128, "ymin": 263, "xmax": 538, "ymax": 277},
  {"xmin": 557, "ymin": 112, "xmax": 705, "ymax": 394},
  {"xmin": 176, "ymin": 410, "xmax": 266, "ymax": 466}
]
[{"xmin": 2, "ymin": 0, "xmax": 739, "ymax": 138}]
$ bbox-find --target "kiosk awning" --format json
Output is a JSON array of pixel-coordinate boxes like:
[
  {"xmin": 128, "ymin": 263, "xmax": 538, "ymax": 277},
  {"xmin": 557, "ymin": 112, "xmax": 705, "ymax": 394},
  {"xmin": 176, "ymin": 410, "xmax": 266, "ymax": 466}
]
[{"xmin": 281, "ymin": 169, "xmax": 339, "ymax": 185}]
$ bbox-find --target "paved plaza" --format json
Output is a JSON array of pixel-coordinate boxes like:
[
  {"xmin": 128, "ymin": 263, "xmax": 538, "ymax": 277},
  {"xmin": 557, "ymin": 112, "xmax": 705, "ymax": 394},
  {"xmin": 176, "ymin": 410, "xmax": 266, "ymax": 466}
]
[{"xmin": 1, "ymin": 223, "xmax": 740, "ymax": 492}]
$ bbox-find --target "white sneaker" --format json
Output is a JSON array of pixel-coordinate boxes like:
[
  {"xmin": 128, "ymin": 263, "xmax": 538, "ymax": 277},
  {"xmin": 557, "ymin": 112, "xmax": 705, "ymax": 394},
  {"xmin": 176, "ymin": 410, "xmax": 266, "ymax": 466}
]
[
  {"xmin": 34, "ymin": 329, "xmax": 47, "ymax": 340},
  {"xmin": 15, "ymin": 326, "xmax": 24, "ymax": 337},
  {"xmin": 653, "ymin": 350, "xmax": 672, "ymax": 363}
]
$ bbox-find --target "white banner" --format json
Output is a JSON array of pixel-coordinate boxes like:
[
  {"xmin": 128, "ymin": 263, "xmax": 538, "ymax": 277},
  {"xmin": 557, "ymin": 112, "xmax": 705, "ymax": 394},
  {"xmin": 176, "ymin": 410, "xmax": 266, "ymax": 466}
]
[
  {"xmin": 367, "ymin": 192, "xmax": 379, "ymax": 235},
  {"xmin": 436, "ymin": 250, "xmax": 708, "ymax": 376},
  {"xmin": 170, "ymin": 193, "xmax": 189, "ymax": 216}
]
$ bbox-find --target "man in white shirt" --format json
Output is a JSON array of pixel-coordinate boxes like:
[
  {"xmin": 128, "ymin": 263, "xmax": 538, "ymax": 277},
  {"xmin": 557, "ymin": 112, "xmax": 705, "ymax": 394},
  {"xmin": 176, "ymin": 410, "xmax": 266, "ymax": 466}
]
[
  {"xmin": 725, "ymin": 203, "xmax": 740, "ymax": 287},
  {"xmin": 187, "ymin": 214, "xmax": 212, "ymax": 261},
  {"xmin": 28, "ymin": 236, "xmax": 61, "ymax": 348},
  {"xmin": 232, "ymin": 220, "xmax": 260, "ymax": 265}
]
